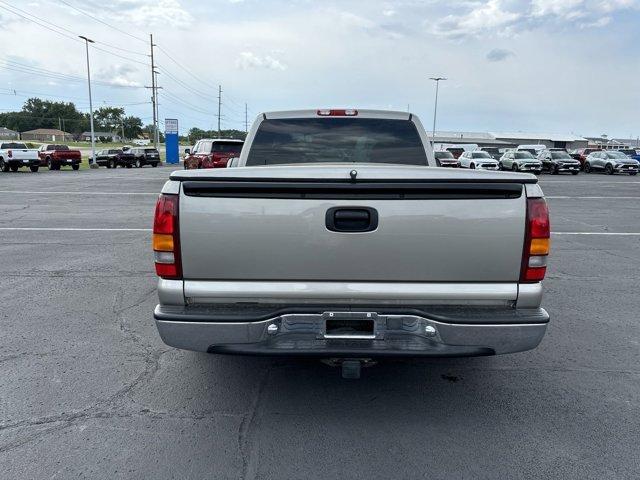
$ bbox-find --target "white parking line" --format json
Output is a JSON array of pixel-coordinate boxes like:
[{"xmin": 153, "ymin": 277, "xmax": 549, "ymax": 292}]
[
  {"xmin": 1, "ymin": 228, "xmax": 639, "ymax": 236},
  {"xmin": 0, "ymin": 190, "xmax": 157, "ymax": 196},
  {"xmin": 547, "ymin": 196, "xmax": 640, "ymax": 199},
  {"xmin": 552, "ymin": 232, "xmax": 640, "ymax": 236},
  {"xmin": 0, "ymin": 228, "xmax": 151, "ymax": 232}
]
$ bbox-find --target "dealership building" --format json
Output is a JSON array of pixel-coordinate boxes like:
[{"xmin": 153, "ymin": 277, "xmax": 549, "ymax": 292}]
[{"xmin": 432, "ymin": 131, "xmax": 589, "ymax": 150}]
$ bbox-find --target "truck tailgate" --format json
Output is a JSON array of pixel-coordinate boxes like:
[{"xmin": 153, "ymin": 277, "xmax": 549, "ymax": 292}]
[{"xmin": 177, "ymin": 168, "xmax": 529, "ymax": 283}]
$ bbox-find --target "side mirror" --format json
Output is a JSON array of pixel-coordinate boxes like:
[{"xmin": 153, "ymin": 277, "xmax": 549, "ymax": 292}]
[{"xmin": 184, "ymin": 148, "xmax": 190, "ymax": 154}]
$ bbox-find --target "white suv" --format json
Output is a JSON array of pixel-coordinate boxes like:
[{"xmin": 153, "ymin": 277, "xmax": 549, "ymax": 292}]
[{"xmin": 459, "ymin": 151, "xmax": 499, "ymax": 170}]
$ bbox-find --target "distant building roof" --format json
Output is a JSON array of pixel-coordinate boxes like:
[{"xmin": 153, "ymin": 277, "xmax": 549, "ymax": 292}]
[
  {"xmin": 0, "ymin": 127, "xmax": 18, "ymax": 134},
  {"xmin": 490, "ymin": 132, "xmax": 587, "ymax": 142},
  {"xmin": 21, "ymin": 128, "xmax": 69, "ymax": 135}
]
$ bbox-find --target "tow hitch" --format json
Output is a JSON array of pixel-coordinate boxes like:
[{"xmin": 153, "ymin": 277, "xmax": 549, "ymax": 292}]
[{"xmin": 322, "ymin": 358, "xmax": 377, "ymax": 379}]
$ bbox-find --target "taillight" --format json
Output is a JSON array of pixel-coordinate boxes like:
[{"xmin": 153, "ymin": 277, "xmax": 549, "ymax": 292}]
[
  {"xmin": 7, "ymin": 150, "xmax": 12, "ymax": 158},
  {"xmin": 317, "ymin": 109, "xmax": 358, "ymax": 116},
  {"xmin": 521, "ymin": 198, "xmax": 550, "ymax": 282},
  {"xmin": 152, "ymin": 194, "xmax": 182, "ymax": 279}
]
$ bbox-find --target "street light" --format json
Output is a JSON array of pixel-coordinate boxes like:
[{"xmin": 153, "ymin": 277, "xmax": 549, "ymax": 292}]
[
  {"xmin": 79, "ymin": 35, "xmax": 97, "ymax": 168},
  {"xmin": 429, "ymin": 77, "xmax": 447, "ymax": 142}
]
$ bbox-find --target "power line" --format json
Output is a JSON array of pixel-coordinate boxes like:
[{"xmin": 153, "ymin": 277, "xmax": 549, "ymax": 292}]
[{"xmin": 57, "ymin": 0, "xmax": 147, "ymax": 44}]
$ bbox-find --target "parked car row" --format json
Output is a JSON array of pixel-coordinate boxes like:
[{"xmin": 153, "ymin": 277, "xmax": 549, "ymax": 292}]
[
  {"xmin": 435, "ymin": 145, "xmax": 640, "ymax": 176},
  {"xmin": 93, "ymin": 147, "xmax": 161, "ymax": 169}
]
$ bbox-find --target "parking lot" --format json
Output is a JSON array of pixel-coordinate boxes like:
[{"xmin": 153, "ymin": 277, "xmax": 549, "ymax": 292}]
[{"xmin": 1, "ymin": 167, "xmax": 639, "ymax": 479}]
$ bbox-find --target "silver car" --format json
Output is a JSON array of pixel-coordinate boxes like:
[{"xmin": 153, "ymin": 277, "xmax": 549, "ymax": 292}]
[
  {"xmin": 500, "ymin": 151, "xmax": 542, "ymax": 174},
  {"xmin": 584, "ymin": 150, "xmax": 639, "ymax": 175},
  {"xmin": 458, "ymin": 150, "xmax": 499, "ymax": 170}
]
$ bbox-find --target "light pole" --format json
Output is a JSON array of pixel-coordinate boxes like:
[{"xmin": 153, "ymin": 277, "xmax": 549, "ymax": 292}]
[
  {"xmin": 429, "ymin": 77, "xmax": 446, "ymax": 142},
  {"xmin": 79, "ymin": 35, "xmax": 97, "ymax": 168}
]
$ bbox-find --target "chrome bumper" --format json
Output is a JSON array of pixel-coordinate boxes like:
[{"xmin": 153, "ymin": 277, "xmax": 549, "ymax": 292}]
[{"xmin": 154, "ymin": 306, "xmax": 549, "ymax": 357}]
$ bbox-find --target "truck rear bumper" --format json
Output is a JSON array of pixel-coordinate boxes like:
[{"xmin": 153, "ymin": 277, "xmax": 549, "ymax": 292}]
[{"xmin": 154, "ymin": 305, "xmax": 549, "ymax": 357}]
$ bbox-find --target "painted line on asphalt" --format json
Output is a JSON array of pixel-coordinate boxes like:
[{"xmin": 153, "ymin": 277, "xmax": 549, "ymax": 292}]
[
  {"xmin": 1, "ymin": 228, "xmax": 639, "ymax": 236},
  {"xmin": 547, "ymin": 196, "xmax": 640, "ymax": 199},
  {"xmin": 0, "ymin": 190, "xmax": 158, "ymax": 196},
  {"xmin": 0, "ymin": 227, "xmax": 151, "ymax": 232}
]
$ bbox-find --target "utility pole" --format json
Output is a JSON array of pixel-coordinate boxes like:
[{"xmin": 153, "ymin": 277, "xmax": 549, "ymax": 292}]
[
  {"xmin": 217, "ymin": 85, "xmax": 222, "ymax": 138},
  {"xmin": 149, "ymin": 33, "xmax": 158, "ymax": 149},
  {"xmin": 154, "ymin": 70, "xmax": 160, "ymax": 146},
  {"xmin": 429, "ymin": 77, "xmax": 446, "ymax": 142},
  {"xmin": 79, "ymin": 35, "xmax": 97, "ymax": 168},
  {"xmin": 244, "ymin": 103, "xmax": 248, "ymax": 133}
]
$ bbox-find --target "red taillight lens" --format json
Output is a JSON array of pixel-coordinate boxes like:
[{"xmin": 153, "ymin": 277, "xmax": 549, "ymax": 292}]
[
  {"xmin": 317, "ymin": 109, "xmax": 358, "ymax": 116},
  {"xmin": 153, "ymin": 194, "xmax": 181, "ymax": 279},
  {"xmin": 521, "ymin": 198, "xmax": 550, "ymax": 283}
]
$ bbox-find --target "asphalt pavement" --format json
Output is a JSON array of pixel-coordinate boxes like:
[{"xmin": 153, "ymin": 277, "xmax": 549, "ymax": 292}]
[{"xmin": 1, "ymin": 166, "xmax": 639, "ymax": 479}]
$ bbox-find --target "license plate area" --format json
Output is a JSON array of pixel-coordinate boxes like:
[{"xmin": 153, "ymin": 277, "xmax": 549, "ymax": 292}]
[{"xmin": 322, "ymin": 312, "xmax": 376, "ymax": 339}]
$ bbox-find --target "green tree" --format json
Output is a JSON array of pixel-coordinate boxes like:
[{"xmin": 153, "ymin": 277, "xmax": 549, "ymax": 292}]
[
  {"xmin": 94, "ymin": 106, "xmax": 126, "ymax": 132},
  {"xmin": 122, "ymin": 115, "xmax": 143, "ymax": 139}
]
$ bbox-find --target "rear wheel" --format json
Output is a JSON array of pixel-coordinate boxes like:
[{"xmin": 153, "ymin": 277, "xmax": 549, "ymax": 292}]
[
  {"xmin": 109, "ymin": 159, "xmax": 116, "ymax": 169},
  {"xmin": 151, "ymin": 162, "xmax": 158, "ymax": 167},
  {"xmin": 30, "ymin": 165, "xmax": 39, "ymax": 173},
  {"xmin": 605, "ymin": 164, "xmax": 614, "ymax": 175},
  {"xmin": 72, "ymin": 163, "xmax": 80, "ymax": 171},
  {"xmin": 135, "ymin": 159, "xmax": 142, "ymax": 168},
  {"xmin": 0, "ymin": 159, "xmax": 8, "ymax": 172},
  {"xmin": 584, "ymin": 162, "xmax": 591, "ymax": 173},
  {"xmin": 10, "ymin": 165, "xmax": 18, "ymax": 172}
]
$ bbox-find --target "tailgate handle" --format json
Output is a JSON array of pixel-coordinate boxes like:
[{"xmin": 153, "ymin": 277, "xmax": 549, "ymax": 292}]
[{"xmin": 326, "ymin": 207, "xmax": 378, "ymax": 233}]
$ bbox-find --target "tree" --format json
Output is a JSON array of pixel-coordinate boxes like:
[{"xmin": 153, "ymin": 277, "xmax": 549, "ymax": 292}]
[
  {"xmin": 187, "ymin": 128, "xmax": 246, "ymax": 144},
  {"xmin": 0, "ymin": 98, "xmax": 89, "ymax": 134},
  {"xmin": 94, "ymin": 106, "xmax": 125, "ymax": 132},
  {"xmin": 122, "ymin": 115, "xmax": 143, "ymax": 139}
]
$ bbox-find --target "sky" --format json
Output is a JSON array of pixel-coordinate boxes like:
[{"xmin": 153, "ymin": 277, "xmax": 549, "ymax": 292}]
[{"xmin": 0, "ymin": 0, "xmax": 639, "ymax": 138}]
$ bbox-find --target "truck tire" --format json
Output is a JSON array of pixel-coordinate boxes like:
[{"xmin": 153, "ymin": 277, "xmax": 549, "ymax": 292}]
[
  {"xmin": 30, "ymin": 165, "xmax": 39, "ymax": 172},
  {"xmin": 109, "ymin": 159, "xmax": 116, "ymax": 169},
  {"xmin": 0, "ymin": 158, "xmax": 8, "ymax": 172},
  {"xmin": 47, "ymin": 157, "xmax": 53, "ymax": 170},
  {"xmin": 10, "ymin": 165, "xmax": 18, "ymax": 172},
  {"xmin": 125, "ymin": 163, "xmax": 132, "ymax": 169},
  {"xmin": 72, "ymin": 163, "xmax": 80, "ymax": 171},
  {"xmin": 135, "ymin": 159, "xmax": 142, "ymax": 168},
  {"xmin": 151, "ymin": 162, "xmax": 158, "ymax": 167}
]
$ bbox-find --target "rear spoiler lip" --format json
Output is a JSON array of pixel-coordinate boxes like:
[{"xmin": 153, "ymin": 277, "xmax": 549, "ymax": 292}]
[{"xmin": 171, "ymin": 173, "xmax": 538, "ymax": 185}]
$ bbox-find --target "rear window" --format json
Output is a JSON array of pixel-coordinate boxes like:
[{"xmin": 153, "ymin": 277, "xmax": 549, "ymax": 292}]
[
  {"xmin": 212, "ymin": 142, "xmax": 242, "ymax": 154},
  {"xmin": 2, "ymin": 142, "xmax": 26, "ymax": 149},
  {"xmin": 246, "ymin": 118, "xmax": 427, "ymax": 166},
  {"xmin": 471, "ymin": 152, "xmax": 492, "ymax": 159},
  {"xmin": 550, "ymin": 152, "xmax": 571, "ymax": 159},
  {"xmin": 514, "ymin": 152, "xmax": 535, "ymax": 159},
  {"xmin": 51, "ymin": 145, "xmax": 69, "ymax": 150},
  {"xmin": 434, "ymin": 151, "xmax": 454, "ymax": 159},
  {"xmin": 144, "ymin": 148, "xmax": 159, "ymax": 154}
]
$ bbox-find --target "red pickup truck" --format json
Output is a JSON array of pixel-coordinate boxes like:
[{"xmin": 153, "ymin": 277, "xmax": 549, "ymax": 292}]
[
  {"xmin": 38, "ymin": 144, "xmax": 82, "ymax": 170},
  {"xmin": 183, "ymin": 139, "xmax": 243, "ymax": 169}
]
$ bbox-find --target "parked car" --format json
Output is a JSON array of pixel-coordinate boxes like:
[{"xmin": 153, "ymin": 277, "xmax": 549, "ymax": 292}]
[
  {"xmin": 584, "ymin": 151, "xmax": 639, "ymax": 175},
  {"xmin": 499, "ymin": 151, "xmax": 542, "ymax": 174},
  {"xmin": 38, "ymin": 144, "xmax": 82, "ymax": 170},
  {"xmin": 0, "ymin": 142, "xmax": 40, "ymax": 172},
  {"xmin": 459, "ymin": 150, "xmax": 499, "ymax": 170},
  {"xmin": 570, "ymin": 148, "xmax": 601, "ymax": 167},
  {"xmin": 479, "ymin": 147, "xmax": 504, "ymax": 160},
  {"xmin": 152, "ymin": 108, "xmax": 550, "ymax": 378},
  {"xmin": 517, "ymin": 145, "xmax": 547, "ymax": 157},
  {"xmin": 183, "ymin": 139, "xmax": 244, "ymax": 169},
  {"xmin": 433, "ymin": 151, "xmax": 460, "ymax": 167},
  {"xmin": 618, "ymin": 148, "xmax": 640, "ymax": 162},
  {"xmin": 95, "ymin": 149, "xmax": 135, "ymax": 168},
  {"xmin": 537, "ymin": 150, "xmax": 580, "ymax": 175},
  {"xmin": 130, "ymin": 147, "xmax": 161, "ymax": 168}
]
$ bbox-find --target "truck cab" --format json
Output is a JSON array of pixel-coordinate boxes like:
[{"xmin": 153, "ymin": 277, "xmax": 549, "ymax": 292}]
[{"xmin": 183, "ymin": 139, "xmax": 244, "ymax": 170}]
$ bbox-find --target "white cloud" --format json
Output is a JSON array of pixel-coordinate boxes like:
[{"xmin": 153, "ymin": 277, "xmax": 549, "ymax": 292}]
[
  {"xmin": 95, "ymin": 65, "xmax": 142, "ymax": 87},
  {"xmin": 486, "ymin": 48, "xmax": 515, "ymax": 61},
  {"xmin": 235, "ymin": 52, "xmax": 287, "ymax": 71},
  {"xmin": 433, "ymin": 0, "xmax": 521, "ymax": 38}
]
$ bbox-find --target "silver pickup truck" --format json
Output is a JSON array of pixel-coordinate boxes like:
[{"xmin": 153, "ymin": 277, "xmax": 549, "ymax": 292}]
[{"xmin": 152, "ymin": 109, "xmax": 550, "ymax": 375}]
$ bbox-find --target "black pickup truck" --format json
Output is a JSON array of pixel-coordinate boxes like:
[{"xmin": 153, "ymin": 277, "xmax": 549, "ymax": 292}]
[{"xmin": 95, "ymin": 149, "xmax": 135, "ymax": 168}]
